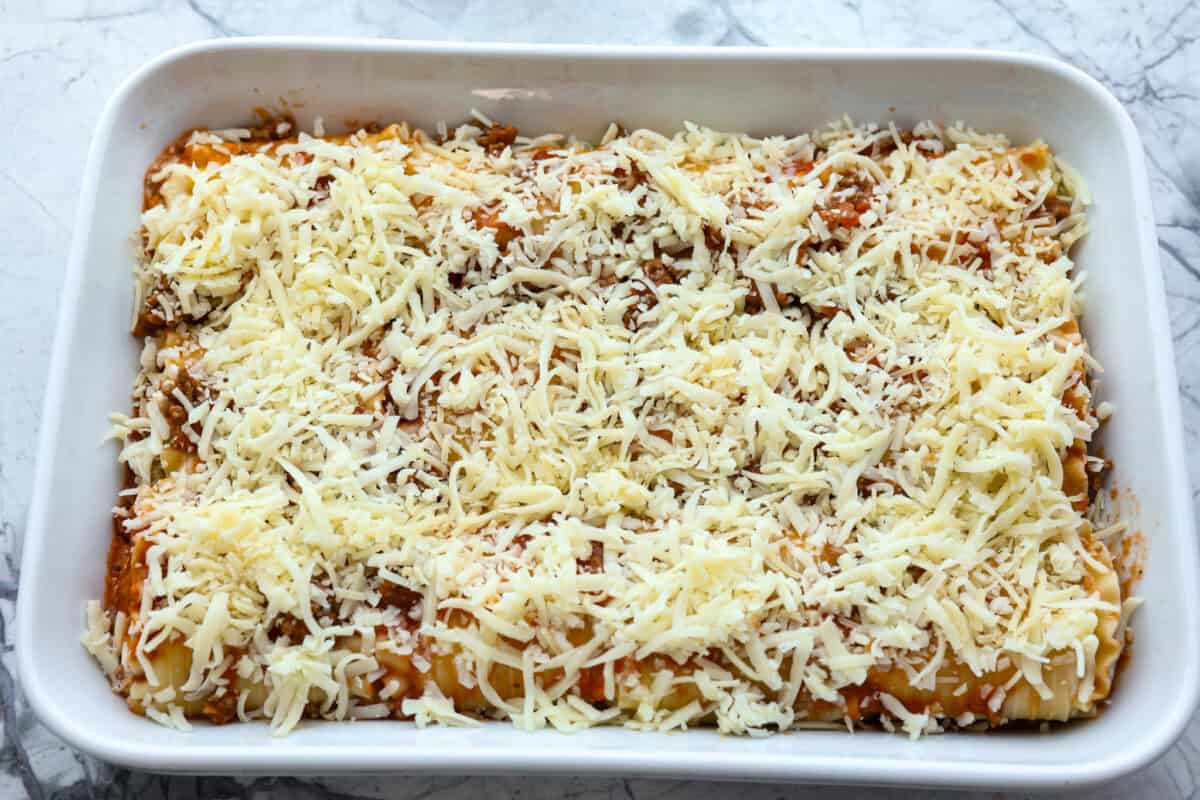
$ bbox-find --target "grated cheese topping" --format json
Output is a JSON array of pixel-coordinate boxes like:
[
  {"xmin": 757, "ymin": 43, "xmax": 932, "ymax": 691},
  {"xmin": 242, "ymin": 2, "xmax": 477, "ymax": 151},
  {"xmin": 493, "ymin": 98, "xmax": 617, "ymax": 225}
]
[{"xmin": 88, "ymin": 116, "xmax": 1124, "ymax": 737}]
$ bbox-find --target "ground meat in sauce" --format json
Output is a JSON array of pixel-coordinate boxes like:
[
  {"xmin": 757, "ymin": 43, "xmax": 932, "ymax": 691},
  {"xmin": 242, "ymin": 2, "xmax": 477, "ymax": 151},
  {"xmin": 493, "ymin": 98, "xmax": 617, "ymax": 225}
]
[
  {"xmin": 818, "ymin": 180, "xmax": 873, "ymax": 229},
  {"xmin": 268, "ymin": 612, "xmax": 309, "ymax": 643},
  {"xmin": 857, "ymin": 474, "xmax": 906, "ymax": 498},
  {"xmin": 133, "ymin": 299, "xmax": 168, "ymax": 338},
  {"xmin": 472, "ymin": 205, "xmax": 522, "ymax": 250},
  {"xmin": 1042, "ymin": 195, "xmax": 1073, "ymax": 220},
  {"xmin": 307, "ymin": 174, "xmax": 334, "ymax": 207},
  {"xmin": 743, "ymin": 282, "xmax": 791, "ymax": 313},
  {"xmin": 478, "ymin": 124, "xmax": 518, "ymax": 155},
  {"xmin": 577, "ymin": 541, "xmax": 604, "ymax": 574},
  {"xmin": 782, "ymin": 158, "xmax": 815, "ymax": 177},
  {"xmin": 703, "ymin": 224, "xmax": 725, "ymax": 252},
  {"xmin": 620, "ymin": 259, "xmax": 681, "ymax": 329},
  {"xmin": 203, "ymin": 690, "xmax": 240, "ymax": 725},
  {"xmin": 613, "ymin": 160, "xmax": 650, "ymax": 191},
  {"xmin": 159, "ymin": 359, "xmax": 207, "ymax": 454},
  {"xmin": 623, "ymin": 282, "xmax": 656, "ymax": 330},
  {"xmin": 104, "ymin": 518, "xmax": 137, "ymax": 613},
  {"xmin": 818, "ymin": 201, "xmax": 866, "ymax": 228},
  {"xmin": 643, "ymin": 258, "xmax": 678, "ymax": 286},
  {"xmin": 376, "ymin": 579, "xmax": 423, "ymax": 615},
  {"xmin": 869, "ymin": 130, "xmax": 914, "ymax": 158},
  {"xmin": 133, "ymin": 277, "xmax": 173, "ymax": 337}
]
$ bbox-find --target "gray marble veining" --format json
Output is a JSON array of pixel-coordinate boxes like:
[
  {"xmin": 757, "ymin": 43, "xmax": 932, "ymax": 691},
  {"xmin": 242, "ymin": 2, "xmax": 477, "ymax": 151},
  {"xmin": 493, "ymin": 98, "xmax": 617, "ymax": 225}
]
[{"xmin": 3, "ymin": 1, "xmax": 1200, "ymax": 797}]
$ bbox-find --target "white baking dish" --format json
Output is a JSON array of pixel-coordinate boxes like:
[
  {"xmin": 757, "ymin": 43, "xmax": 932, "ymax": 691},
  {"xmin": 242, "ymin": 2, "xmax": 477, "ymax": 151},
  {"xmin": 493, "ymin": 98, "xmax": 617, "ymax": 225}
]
[{"xmin": 16, "ymin": 38, "xmax": 1199, "ymax": 789}]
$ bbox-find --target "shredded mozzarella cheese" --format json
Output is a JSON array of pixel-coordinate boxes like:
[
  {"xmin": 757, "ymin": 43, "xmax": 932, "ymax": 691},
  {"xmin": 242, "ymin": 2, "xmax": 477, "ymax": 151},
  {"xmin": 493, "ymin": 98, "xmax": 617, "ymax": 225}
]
[{"xmin": 90, "ymin": 116, "xmax": 1124, "ymax": 737}]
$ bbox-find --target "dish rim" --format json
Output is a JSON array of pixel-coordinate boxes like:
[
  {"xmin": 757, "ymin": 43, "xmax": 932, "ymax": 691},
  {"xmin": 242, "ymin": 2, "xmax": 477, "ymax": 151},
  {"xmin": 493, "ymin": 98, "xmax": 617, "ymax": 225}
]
[{"xmin": 15, "ymin": 37, "xmax": 1199, "ymax": 788}]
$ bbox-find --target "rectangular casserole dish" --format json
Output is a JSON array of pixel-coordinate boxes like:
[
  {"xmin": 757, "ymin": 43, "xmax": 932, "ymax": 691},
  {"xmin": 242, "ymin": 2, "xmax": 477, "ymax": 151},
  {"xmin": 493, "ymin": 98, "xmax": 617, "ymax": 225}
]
[{"xmin": 16, "ymin": 38, "xmax": 1199, "ymax": 789}]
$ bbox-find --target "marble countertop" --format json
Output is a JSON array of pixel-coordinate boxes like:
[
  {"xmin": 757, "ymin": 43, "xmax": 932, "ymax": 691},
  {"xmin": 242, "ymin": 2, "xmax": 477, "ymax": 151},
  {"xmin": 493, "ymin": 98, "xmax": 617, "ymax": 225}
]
[{"xmin": 4, "ymin": 1, "xmax": 1200, "ymax": 797}]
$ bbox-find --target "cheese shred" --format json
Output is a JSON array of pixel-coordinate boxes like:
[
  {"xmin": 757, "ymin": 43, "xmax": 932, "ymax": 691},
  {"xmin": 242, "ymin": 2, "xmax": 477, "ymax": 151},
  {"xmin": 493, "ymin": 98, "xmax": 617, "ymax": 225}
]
[{"xmin": 89, "ymin": 116, "xmax": 1127, "ymax": 737}]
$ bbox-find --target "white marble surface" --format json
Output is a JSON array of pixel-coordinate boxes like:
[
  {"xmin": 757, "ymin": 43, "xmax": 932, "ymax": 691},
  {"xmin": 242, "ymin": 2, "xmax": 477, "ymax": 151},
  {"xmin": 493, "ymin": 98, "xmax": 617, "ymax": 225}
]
[{"xmin": 3, "ymin": 1, "xmax": 1200, "ymax": 797}]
